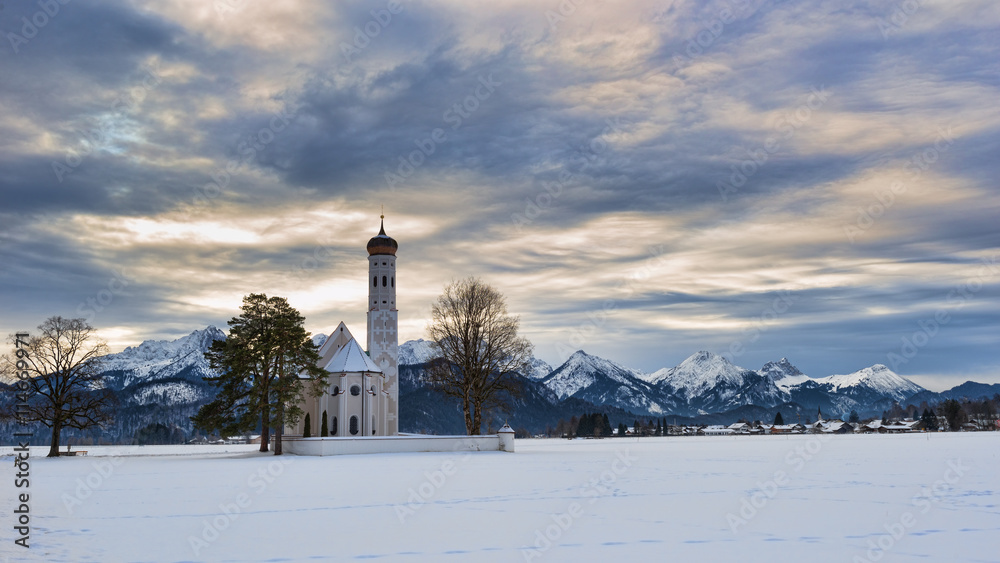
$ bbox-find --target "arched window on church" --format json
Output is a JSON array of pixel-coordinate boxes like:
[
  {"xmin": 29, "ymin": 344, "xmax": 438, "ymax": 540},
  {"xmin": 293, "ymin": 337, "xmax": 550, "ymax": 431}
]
[
  {"xmin": 372, "ymin": 417, "xmax": 376, "ymax": 435},
  {"xmin": 349, "ymin": 416, "xmax": 358, "ymax": 435},
  {"xmin": 382, "ymin": 275, "xmax": 387, "ymax": 287},
  {"xmin": 331, "ymin": 416, "xmax": 338, "ymax": 436},
  {"xmin": 332, "ymin": 386, "xmax": 340, "ymax": 396}
]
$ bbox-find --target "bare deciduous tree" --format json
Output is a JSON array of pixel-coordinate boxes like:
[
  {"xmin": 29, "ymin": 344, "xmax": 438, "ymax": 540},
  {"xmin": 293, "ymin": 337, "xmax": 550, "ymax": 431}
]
[
  {"xmin": 2, "ymin": 317, "xmax": 117, "ymax": 457},
  {"xmin": 426, "ymin": 277, "xmax": 533, "ymax": 435}
]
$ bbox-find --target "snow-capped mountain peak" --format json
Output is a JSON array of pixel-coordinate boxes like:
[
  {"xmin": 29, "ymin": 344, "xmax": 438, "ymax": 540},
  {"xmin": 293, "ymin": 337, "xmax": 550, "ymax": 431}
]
[
  {"xmin": 540, "ymin": 350, "xmax": 674, "ymax": 415},
  {"xmin": 814, "ymin": 364, "xmax": 924, "ymax": 400},
  {"xmin": 399, "ymin": 339, "xmax": 440, "ymax": 366},
  {"xmin": 103, "ymin": 326, "xmax": 225, "ymax": 376},
  {"xmin": 647, "ymin": 351, "xmax": 746, "ymax": 393},
  {"xmin": 96, "ymin": 326, "xmax": 226, "ymax": 405},
  {"xmin": 542, "ymin": 350, "xmax": 644, "ymax": 400},
  {"xmin": 312, "ymin": 333, "xmax": 328, "ymax": 348},
  {"xmin": 759, "ymin": 358, "xmax": 804, "ymax": 381}
]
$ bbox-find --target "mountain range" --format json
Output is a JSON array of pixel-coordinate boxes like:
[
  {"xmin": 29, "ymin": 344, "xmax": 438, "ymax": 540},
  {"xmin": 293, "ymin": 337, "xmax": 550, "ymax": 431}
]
[{"xmin": 4, "ymin": 327, "xmax": 998, "ymax": 442}]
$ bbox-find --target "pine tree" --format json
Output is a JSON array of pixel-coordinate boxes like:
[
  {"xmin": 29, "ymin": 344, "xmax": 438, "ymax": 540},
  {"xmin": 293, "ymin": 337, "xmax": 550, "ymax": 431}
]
[
  {"xmin": 773, "ymin": 411, "xmax": 784, "ymax": 426},
  {"xmin": 321, "ymin": 410, "xmax": 329, "ymax": 437},
  {"xmin": 941, "ymin": 399, "xmax": 964, "ymax": 431},
  {"xmin": 618, "ymin": 422, "xmax": 627, "ymax": 437},
  {"xmin": 602, "ymin": 414, "xmax": 612, "ymax": 437},
  {"xmin": 655, "ymin": 420, "xmax": 662, "ymax": 436},
  {"xmin": 849, "ymin": 410, "xmax": 860, "ymax": 423},
  {"xmin": 920, "ymin": 408, "xmax": 939, "ymax": 431},
  {"xmin": 303, "ymin": 412, "xmax": 312, "ymax": 438},
  {"xmin": 193, "ymin": 294, "xmax": 327, "ymax": 454}
]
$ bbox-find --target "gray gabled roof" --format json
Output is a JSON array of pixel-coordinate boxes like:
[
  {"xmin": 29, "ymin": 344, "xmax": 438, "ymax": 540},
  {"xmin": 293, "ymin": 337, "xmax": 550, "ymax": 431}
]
[{"xmin": 324, "ymin": 337, "xmax": 382, "ymax": 374}]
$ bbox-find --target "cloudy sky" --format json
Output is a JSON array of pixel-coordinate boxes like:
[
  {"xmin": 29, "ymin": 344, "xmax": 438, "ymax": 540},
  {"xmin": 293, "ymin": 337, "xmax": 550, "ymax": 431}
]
[{"xmin": 2, "ymin": 0, "xmax": 998, "ymax": 391}]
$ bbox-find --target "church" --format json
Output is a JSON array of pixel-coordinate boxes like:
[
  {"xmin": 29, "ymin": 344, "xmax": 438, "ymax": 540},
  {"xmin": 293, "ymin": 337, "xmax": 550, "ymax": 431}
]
[{"xmin": 287, "ymin": 217, "xmax": 400, "ymax": 437}]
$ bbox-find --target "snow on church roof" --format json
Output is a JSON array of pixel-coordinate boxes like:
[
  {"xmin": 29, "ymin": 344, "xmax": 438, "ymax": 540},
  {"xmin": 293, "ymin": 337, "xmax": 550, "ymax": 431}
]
[{"xmin": 324, "ymin": 337, "xmax": 382, "ymax": 374}]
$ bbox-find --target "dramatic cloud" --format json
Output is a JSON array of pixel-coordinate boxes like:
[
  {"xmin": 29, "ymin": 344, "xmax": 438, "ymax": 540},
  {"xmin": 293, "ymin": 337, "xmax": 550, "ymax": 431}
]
[{"xmin": 2, "ymin": 0, "xmax": 998, "ymax": 390}]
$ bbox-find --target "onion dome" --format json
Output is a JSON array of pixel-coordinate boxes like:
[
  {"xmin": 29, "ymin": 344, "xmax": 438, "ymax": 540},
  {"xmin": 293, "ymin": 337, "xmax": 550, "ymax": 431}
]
[{"xmin": 366, "ymin": 216, "xmax": 398, "ymax": 256}]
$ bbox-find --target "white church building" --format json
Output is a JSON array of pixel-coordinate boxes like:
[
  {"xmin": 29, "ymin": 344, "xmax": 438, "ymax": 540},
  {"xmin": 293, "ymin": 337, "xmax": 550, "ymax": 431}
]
[
  {"xmin": 284, "ymin": 217, "xmax": 515, "ymax": 455},
  {"xmin": 287, "ymin": 217, "xmax": 400, "ymax": 437}
]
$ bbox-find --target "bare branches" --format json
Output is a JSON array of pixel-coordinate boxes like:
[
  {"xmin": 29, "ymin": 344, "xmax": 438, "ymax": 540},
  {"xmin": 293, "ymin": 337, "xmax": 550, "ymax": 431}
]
[
  {"xmin": 426, "ymin": 277, "xmax": 533, "ymax": 435},
  {"xmin": 2, "ymin": 317, "xmax": 116, "ymax": 457}
]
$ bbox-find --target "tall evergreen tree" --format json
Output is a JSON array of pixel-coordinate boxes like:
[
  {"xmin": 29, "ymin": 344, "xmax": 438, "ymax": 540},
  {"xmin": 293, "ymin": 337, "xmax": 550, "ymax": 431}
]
[
  {"xmin": 920, "ymin": 408, "xmax": 939, "ymax": 431},
  {"xmin": 849, "ymin": 410, "xmax": 860, "ymax": 423},
  {"xmin": 602, "ymin": 414, "xmax": 612, "ymax": 437},
  {"xmin": 321, "ymin": 410, "xmax": 329, "ymax": 437},
  {"xmin": 773, "ymin": 411, "xmax": 784, "ymax": 425},
  {"xmin": 941, "ymin": 400, "xmax": 964, "ymax": 431},
  {"xmin": 193, "ymin": 294, "xmax": 327, "ymax": 454},
  {"xmin": 303, "ymin": 412, "xmax": 312, "ymax": 438}
]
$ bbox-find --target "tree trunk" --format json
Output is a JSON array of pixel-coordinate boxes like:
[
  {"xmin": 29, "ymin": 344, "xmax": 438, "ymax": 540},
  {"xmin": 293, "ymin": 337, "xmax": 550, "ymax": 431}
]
[
  {"xmin": 463, "ymin": 400, "xmax": 474, "ymax": 436},
  {"xmin": 47, "ymin": 420, "xmax": 62, "ymax": 458},
  {"xmin": 472, "ymin": 406, "xmax": 482, "ymax": 436},
  {"xmin": 274, "ymin": 402, "xmax": 283, "ymax": 455},
  {"xmin": 260, "ymin": 402, "xmax": 270, "ymax": 452}
]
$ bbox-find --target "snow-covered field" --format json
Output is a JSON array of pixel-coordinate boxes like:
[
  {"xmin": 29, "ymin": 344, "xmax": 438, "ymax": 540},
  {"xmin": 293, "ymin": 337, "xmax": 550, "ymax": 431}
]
[{"xmin": 2, "ymin": 434, "xmax": 998, "ymax": 562}]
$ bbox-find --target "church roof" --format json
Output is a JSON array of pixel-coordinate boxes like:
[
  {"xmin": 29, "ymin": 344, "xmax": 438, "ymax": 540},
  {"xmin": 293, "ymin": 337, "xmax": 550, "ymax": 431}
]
[
  {"xmin": 367, "ymin": 217, "xmax": 398, "ymax": 256},
  {"xmin": 324, "ymin": 337, "xmax": 382, "ymax": 374}
]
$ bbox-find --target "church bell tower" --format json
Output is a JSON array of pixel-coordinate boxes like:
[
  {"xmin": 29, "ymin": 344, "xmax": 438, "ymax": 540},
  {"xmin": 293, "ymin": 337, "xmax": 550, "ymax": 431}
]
[{"xmin": 366, "ymin": 215, "xmax": 399, "ymax": 435}]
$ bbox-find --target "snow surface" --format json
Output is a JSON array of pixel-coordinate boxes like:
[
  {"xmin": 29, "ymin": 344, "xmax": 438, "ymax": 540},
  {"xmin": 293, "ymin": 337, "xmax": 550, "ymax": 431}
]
[{"xmin": 4, "ymin": 435, "xmax": 997, "ymax": 562}]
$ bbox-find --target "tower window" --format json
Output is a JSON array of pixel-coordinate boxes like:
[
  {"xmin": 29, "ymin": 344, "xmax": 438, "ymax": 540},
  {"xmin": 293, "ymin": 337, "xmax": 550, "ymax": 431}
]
[
  {"xmin": 350, "ymin": 385, "xmax": 360, "ymax": 396},
  {"xmin": 333, "ymin": 386, "xmax": 340, "ymax": 396},
  {"xmin": 382, "ymin": 275, "xmax": 387, "ymax": 287},
  {"xmin": 349, "ymin": 416, "xmax": 358, "ymax": 435},
  {"xmin": 391, "ymin": 277, "xmax": 394, "ymax": 287},
  {"xmin": 373, "ymin": 276, "xmax": 377, "ymax": 287}
]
